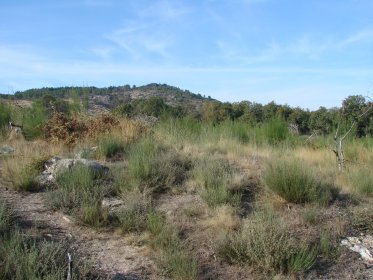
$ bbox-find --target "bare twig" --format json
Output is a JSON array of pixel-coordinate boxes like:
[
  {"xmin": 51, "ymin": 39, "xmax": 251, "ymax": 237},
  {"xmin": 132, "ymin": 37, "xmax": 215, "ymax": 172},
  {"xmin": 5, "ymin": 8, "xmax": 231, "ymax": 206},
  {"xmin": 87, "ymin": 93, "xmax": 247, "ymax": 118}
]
[{"xmin": 67, "ymin": 252, "xmax": 72, "ymax": 280}]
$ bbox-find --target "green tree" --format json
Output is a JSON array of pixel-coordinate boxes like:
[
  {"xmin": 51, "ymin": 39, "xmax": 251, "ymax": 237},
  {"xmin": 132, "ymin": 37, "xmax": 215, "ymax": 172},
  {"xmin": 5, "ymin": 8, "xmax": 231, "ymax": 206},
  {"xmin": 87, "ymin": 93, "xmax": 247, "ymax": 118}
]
[{"xmin": 310, "ymin": 107, "xmax": 334, "ymax": 134}]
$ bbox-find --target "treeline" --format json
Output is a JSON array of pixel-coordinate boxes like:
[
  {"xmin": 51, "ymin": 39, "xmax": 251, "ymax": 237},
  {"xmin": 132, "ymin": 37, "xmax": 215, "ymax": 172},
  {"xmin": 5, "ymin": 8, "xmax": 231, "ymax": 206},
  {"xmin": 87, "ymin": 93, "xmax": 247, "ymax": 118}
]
[{"xmin": 116, "ymin": 95, "xmax": 373, "ymax": 138}]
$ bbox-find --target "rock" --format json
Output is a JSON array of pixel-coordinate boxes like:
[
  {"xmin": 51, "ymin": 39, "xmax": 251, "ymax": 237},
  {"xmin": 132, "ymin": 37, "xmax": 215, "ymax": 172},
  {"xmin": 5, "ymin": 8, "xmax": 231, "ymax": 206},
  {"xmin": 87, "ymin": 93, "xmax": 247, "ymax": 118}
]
[
  {"xmin": 38, "ymin": 157, "xmax": 108, "ymax": 187},
  {"xmin": 74, "ymin": 146, "xmax": 98, "ymax": 159},
  {"xmin": 102, "ymin": 197, "xmax": 127, "ymax": 217},
  {"xmin": 341, "ymin": 234, "xmax": 373, "ymax": 267},
  {"xmin": 0, "ymin": 145, "xmax": 15, "ymax": 154}
]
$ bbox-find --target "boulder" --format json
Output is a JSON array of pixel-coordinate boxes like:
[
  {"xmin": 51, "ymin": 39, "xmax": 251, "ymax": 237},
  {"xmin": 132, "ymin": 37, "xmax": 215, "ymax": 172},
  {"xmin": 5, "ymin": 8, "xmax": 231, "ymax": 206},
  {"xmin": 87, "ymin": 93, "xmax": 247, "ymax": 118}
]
[
  {"xmin": 0, "ymin": 145, "xmax": 15, "ymax": 155},
  {"xmin": 341, "ymin": 234, "xmax": 373, "ymax": 267}
]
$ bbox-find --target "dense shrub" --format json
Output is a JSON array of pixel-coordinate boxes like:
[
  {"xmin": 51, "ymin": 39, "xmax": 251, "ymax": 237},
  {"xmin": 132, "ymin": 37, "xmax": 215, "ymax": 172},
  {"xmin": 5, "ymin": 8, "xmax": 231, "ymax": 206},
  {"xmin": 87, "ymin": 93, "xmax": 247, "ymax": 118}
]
[
  {"xmin": 193, "ymin": 159, "xmax": 241, "ymax": 208},
  {"xmin": 264, "ymin": 159, "xmax": 334, "ymax": 205},
  {"xmin": 47, "ymin": 164, "xmax": 109, "ymax": 227},
  {"xmin": 126, "ymin": 137, "xmax": 191, "ymax": 193},
  {"xmin": 43, "ymin": 112, "xmax": 87, "ymax": 145},
  {"xmin": 22, "ymin": 102, "xmax": 48, "ymax": 139},
  {"xmin": 218, "ymin": 210, "xmax": 317, "ymax": 274}
]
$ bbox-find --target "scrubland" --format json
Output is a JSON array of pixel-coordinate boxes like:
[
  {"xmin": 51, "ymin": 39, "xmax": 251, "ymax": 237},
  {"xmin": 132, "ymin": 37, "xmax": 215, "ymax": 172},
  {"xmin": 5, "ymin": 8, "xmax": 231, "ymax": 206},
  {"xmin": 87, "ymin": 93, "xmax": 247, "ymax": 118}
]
[{"xmin": 1, "ymin": 102, "xmax": 373, "ymax": 279}]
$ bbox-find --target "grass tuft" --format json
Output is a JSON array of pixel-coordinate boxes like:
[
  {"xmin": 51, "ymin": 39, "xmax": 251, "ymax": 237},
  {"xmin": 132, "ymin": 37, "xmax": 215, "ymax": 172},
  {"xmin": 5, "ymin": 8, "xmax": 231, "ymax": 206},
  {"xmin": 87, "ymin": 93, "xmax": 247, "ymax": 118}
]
[
  {"xmin": 264, "ymin": 159, "xmax": 334, "ymax": 205},
  {"xmin": 46, "ymin": 164, "xmax": 108, "ymax": 227},
  {"xmin": 218, "ymin": 210, "xmax": 317, "ymax": 274},
  {"xmin": 193, "ymin": 159, "xmax": 241, "ymax": 208}
]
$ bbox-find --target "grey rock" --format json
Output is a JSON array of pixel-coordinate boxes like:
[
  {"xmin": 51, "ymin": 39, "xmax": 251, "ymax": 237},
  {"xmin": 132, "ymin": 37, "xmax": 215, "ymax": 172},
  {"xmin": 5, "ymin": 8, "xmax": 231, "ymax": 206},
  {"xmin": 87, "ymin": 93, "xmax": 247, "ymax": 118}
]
[
  {"xmin": 38, "ymin": 156, "xmax": 108, "ymax": 187},
  {"xmin": 0, "ymin": 145, "xmax": 15, "ymax": 154}
]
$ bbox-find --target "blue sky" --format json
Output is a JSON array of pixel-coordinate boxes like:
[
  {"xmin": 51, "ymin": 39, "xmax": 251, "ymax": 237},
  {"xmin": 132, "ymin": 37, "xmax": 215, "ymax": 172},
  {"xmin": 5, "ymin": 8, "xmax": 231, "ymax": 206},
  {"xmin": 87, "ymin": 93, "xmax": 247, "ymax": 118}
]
[{"xmin": 0, "ymin": 0, "xmax": 372, "ymax": 109}]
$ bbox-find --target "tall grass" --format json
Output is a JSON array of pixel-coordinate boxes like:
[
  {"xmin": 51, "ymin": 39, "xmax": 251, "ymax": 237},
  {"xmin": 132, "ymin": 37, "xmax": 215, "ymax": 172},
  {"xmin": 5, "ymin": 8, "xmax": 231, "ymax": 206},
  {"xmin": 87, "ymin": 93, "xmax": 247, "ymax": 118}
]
[
  {"xmin": 264, "ymin": 158, "xmax": 334, "ymax": 205},
  {"xmin": 193, "ymin": 159, "xmax": 241, "ymax": 208},
  {"xmin": 348, "ymin": 167, "xmax": 373, "ymax": 196},
  {"xmin": 3, "ymin": 156, "xmax": 47, "ymax": 191}
]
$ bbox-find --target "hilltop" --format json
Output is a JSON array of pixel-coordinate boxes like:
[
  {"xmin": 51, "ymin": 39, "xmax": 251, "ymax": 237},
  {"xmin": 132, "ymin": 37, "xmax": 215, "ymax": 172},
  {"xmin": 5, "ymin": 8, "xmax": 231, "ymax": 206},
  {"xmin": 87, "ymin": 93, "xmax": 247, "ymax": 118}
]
[{"xmin": 1, "ymin": 83, "xmax": 209, "ymax": 115}]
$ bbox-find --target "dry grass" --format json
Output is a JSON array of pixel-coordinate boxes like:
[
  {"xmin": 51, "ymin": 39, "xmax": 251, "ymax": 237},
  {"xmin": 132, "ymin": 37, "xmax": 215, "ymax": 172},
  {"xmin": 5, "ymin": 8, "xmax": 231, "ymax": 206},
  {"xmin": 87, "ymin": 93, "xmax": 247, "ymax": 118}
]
[
  {"xmin": 203, "ymin": 205, "xmax": 240, "ymax": 234},
  {"xmin": 2, "ymin": 139, "xmax": 67, "ymax": 190}
]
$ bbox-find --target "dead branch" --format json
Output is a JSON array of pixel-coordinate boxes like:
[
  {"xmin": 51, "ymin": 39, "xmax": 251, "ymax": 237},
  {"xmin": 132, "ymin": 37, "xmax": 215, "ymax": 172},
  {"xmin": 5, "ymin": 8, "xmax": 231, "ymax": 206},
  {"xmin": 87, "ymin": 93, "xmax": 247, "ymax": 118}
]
[{"xmin": 67, "ymin": 252, "xmax": 72, "ymax": 280}]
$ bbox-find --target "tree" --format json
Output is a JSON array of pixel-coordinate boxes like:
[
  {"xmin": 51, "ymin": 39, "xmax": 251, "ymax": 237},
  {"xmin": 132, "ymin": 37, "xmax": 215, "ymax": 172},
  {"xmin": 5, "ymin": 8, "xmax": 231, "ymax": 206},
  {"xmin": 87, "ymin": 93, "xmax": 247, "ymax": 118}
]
[
  {"xmin": 309, "ymin": 107, "xmax": 334, "ymax": 134},
  {"xmin": 289, "ymin": 108, "xmax": 311, "ymax": 134}
]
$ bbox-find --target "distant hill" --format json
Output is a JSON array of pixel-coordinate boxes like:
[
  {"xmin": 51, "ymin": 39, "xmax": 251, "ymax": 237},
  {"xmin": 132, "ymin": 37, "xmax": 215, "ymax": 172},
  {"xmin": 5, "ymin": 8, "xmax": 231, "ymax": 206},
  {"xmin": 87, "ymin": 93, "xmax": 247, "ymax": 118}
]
[{"xmin": 0, "ymin": 83, "xmax": 212, "ymax": 114}]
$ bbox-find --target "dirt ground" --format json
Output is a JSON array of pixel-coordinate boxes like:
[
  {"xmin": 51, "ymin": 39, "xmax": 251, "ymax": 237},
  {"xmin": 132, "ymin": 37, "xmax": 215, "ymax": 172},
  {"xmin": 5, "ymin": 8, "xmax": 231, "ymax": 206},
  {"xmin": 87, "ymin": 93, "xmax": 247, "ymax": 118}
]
[{"xmin": 0, "ymin": 184, "xmax": 165, "ymax": 280}]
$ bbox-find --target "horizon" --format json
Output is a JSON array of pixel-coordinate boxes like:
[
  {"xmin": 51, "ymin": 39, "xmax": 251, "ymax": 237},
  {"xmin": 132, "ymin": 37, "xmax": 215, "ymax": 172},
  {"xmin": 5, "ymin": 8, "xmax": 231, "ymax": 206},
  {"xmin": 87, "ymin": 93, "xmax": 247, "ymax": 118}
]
[{"xmin": 1, "ymin": 0, "xmax": 372, "ymax": 110}]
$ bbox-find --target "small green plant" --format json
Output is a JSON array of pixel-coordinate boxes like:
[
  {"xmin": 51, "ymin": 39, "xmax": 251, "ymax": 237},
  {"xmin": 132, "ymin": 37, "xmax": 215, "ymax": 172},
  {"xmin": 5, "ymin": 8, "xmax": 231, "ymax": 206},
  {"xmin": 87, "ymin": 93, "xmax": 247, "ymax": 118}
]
[
  {"xmin": 147, "ymin": 211, "xmax": 198, "ymax": 280},
  {"xmin": 193, "ymin": 159, "xmax": 241, "ymax": 208},
  {"xmin": 302, "ymin": 205, "xmax": 321, "ymax": 225},
  {"xmin": 0, "ymin": 201, "xmax": 12, "ymax": 234},
  {"xmin": 97, "ymin": 136, "xmax": 125, "ymax": 159},
  {"xmin": 165, "ymin": 251, "xmax": 198, "ymax": 280},
  {"xmin": 47, "ymin": 164, "xmax": 108, "ymax": 227},
  {"xmin": 287, "ymin": 244, "xmax": 318, "ymax": 273},
  {"xmin": 319, "ymin": 231, "xmax": 341, "ymax": 259},
  {"xmin": 264, "ymin": 159, "xmax": 333, "ymax": 205},
  {"xmin": 117, "ymin": 192, "xmax": 152, "ymax": 233}
]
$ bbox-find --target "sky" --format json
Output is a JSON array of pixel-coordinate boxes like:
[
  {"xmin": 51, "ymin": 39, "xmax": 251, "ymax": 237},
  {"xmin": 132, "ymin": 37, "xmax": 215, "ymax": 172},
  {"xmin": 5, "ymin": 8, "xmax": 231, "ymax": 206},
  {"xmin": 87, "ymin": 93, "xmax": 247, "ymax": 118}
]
[{"xmin": 0, "ymin": 0, "xmax": 372, "ymax": 109}]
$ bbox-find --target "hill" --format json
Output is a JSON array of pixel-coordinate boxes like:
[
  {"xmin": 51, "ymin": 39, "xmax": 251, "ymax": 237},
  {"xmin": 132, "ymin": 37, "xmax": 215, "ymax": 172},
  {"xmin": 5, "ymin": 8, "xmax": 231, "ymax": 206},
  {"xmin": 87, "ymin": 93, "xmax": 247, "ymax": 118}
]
[{"xmin": 0, "ymin": 83, "xmax": 209, "ymax": 114}]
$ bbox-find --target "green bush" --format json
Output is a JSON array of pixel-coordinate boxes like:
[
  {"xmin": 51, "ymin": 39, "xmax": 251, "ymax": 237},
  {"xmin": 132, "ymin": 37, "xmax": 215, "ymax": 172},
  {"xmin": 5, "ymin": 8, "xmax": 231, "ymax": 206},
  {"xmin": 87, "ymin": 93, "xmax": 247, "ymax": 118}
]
[
  {"xmin": 319, "ymin": 231, "xmax": 341, "ymax": 259},
  {"xmin": 127, "ymin": 137, "xmax": 191, "ymax": 193},
  {"xmin": 264, "ymin": 159, "xmax": 333, "ymax": 205},
  {"xmin": 193, "ymin": 159, "xmax": 241, "ymax": 208},
  {"xmin": 22, "ymin": 102, "xmax": 48, "ymax": 139},
  {"xmin": 97, "ymin": 136, "xmax": 125, "ymax": 159},
  {"xmin": 47, "ymin": 164, "xmax": 108, "ymax": 227},
  {"xmin": 287, "ymin": 244, "xmax": 318, "ymax": 273},
  {"xmin": 218, "ymin": 210, "xmax": 317, "ymax": 274},
  {"xmin": 258, "ymin": 118, "xmax": 289, "ymax": 145}
]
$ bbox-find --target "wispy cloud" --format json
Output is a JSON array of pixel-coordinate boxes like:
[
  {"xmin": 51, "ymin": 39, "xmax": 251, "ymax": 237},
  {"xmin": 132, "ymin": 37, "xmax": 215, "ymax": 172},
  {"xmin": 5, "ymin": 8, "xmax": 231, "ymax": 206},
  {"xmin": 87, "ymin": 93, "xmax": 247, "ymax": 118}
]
[
  {"xmin": 103, "ymin": 1, "xmax": 191, "ymax": 61},
  {"xmin": 106, "ymin": 25, "xmax": 172, "ymax": 60},
  {"xmin": 216, "ymin": 28, "xmax": 373, "ymax": 64}
]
